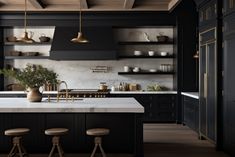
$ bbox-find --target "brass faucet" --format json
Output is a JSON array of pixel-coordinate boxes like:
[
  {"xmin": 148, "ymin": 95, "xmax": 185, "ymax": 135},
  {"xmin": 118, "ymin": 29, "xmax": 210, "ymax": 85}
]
[{"xmin": 57, "ymin": 81, "xmax": 69, "ymax": 102}]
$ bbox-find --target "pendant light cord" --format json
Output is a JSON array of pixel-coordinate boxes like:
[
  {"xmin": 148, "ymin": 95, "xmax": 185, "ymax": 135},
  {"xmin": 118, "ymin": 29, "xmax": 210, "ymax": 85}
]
[
  {"xmin": 24, "ymin": 0, "xmax": 27, "ymax": 33},
  {"xmin": 79, "ymin": 0, "xmax": 82, "ymax": 33}
]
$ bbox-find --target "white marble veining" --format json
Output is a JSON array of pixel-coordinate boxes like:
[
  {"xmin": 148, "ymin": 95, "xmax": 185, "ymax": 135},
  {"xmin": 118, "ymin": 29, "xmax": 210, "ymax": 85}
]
[
  {"xmin": 0, "ymin": 98, "xmax": 144, "ymax": 113},
  {"xmin": 181, "ymin": 92, "xmax": 199, "ymax": 99},
  {"xmin": 110, "ymin": 91, "xmax": 177, "ymax": 94}
]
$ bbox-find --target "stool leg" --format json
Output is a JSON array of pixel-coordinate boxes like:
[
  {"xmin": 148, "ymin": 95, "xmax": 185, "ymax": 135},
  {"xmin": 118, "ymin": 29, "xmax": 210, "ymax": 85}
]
[
  {"xmin": 99, "ymin": 144, "xmax": 106, "ymax": 157},
  {"xmin": 8, "ymin": 144, "xmax": 17, "ymax": 157},
  {"xmin": 90, "ymin": 143, "xmax": 98, "ymax": 157},
  {"xmin": 48, "ymin": 145, "xmax": 56, "ymax": 157},
  {"xmin": 21, "ymin": 144, "xmax": 28, "ymax": 156},
  {"xmin": 59, "ymin": 144, "xmax": 64, "ymax": 155},
  {"xmin": 56, "ymin": 145, "xmax": 63, "ymax": 157},
  {"xmin": 16, "ymin": 144, "xmax": 23, "ymax": 157}
]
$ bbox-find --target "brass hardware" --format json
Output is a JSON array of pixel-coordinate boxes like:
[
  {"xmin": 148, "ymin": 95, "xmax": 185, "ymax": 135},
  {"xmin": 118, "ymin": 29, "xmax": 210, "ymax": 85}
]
[
  {"xmin": 57, "ymin": 81, "xmax": 69, "ymax": 102},
  {"xmin": 204, "ymin": 73, "xmax": 208, "ymax": 98},
  {"xmin": 48, "ymin": 95, "xmax": 51, "ymax": 102},
  {"xmin": 71, "ymin": 0, "xmax": 89, "ymax": 43},
  {"xmin": 72, "ymin": 96, "xmax": 74, "ymax": 102}
]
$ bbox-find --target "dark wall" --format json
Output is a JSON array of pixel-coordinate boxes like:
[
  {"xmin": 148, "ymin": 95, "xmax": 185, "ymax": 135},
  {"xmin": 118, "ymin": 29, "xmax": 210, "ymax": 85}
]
[
  {"xmin": 0, "ymin": 28, "xmax": 3, "ymax": 91},
  {"xmin": 0, "ymin": 11, "xmax": 176, "ymax": 27}
]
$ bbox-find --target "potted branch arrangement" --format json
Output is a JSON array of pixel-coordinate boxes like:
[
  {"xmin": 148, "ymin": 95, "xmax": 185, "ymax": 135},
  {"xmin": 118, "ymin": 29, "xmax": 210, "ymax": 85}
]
[{"xmin": 0, "ymin": 64, "xmax": 58, "ymax": 102}]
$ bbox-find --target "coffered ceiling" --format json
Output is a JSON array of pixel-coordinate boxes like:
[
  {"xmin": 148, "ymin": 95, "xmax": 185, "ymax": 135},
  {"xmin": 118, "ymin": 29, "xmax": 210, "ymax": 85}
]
[{"xmin": 0, "ymin": 0, "xmax": 181, "ymax": 12}]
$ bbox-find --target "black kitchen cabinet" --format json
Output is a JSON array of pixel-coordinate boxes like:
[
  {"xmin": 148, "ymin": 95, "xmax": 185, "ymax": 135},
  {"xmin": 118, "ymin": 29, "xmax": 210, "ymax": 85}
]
[
  {"xmin": 224, "ymin": 0, "xmax": 235, "ymax": 16},
  {"xmin": 0, "ymin": 113, "xmax": 141, "ymax": 155},
  {"xmin": 0, "ymin": 114, "xmax": 45, "ymax": 152},
  {"xmin": 182, "ymin": 96, "xmax": 199, "ymax": 133},
  {"xmin": 194, "ymin": 0, "xmax": 210, "ymax": 7},
  {"xmin": 151, "ymin": 95, "xmax": 176, "ymax": 122},
  {"xmin": 111, "ymin": 94, "xmax": 177, "ymax": 122},
  {"xmin": 223, "ymin": 13, "xmax": 235, "ymax": 156},
  {"xmin": 199, "ymin": 0, "xmax": 217, "ymax": 26},
  {"xmin": 199, "ymin": 27, "xmax": 217, "ymax": 142},
  {"xmin": 197, "ymin": 0, "xmax": 222, "ymax": 144}
]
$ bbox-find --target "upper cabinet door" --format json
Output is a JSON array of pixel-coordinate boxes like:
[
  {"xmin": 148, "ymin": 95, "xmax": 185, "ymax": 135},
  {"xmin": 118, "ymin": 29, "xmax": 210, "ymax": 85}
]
[
  {"xmin": 224, "ymin": 0, "xmax": 235, "ymax": 16},
  {"xmin": 223, "ymin": 13, "xmax": 235, "ymax": 156},
  {"xmin": 199, "ymin": 0, "xmax": 217, "ymax": 27}
]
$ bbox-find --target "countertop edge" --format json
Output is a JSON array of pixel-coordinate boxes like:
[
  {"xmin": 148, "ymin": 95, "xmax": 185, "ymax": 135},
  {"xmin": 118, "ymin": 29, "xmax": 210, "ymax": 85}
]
[
  {"xmin": 181, "ymin": 92, "xmax": 199, "ymax": 99},
  {"xmin": 0, "ymin": 91, "xmax": 178, "ymax": 95}
]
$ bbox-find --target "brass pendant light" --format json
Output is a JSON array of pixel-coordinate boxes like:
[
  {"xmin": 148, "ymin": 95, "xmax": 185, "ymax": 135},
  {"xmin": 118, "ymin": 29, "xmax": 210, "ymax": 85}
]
[
  {"xmin": 21, "ymin": 0, "xmax": 35, "ymax": 43},
  {"xmin": 71, "ymin": 0, "xmax": 89, "ymax": 43}
]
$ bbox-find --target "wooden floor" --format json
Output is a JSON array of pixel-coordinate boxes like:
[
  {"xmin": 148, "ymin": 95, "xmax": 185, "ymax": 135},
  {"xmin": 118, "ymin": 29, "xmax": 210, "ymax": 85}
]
[
  {"xmin": 0, "ymin": 124, "xmax": 229, "ymax": 157},
  {"xmin": 144, "ymin": 124, "xmax": 229, "ymax": 157}
]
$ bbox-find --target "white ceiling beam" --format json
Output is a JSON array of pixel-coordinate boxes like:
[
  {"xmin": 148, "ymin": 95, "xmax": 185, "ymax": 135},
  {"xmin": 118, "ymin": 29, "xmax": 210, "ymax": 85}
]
[
  {"xmin": 124, "ymin": 0, "xmax": 135, "ymax": 9},
  {"xmin": 28, "ymin": 0, "xmax": 46, "ymax": 9}
]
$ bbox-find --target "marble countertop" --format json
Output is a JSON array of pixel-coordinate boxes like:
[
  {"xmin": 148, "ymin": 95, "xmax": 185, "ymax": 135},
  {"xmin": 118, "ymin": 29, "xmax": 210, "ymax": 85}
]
[
  {"xmin": 181, "ymin": 92, "xmax": 199, "ymax": 99},
  {"xmin": 0, "ymin": 97, "xmax": 144, "ymax": 113},
  {"xmin": 0, "ymin": 91, "xmax": 177, "ymax": 95},
  {"xmin": 0, "ymin": 91, "xmax": 57, "ymax": 94},
  {"xmin": 110, "ymin": 91, "xmax": 177, "ymax": 94}
]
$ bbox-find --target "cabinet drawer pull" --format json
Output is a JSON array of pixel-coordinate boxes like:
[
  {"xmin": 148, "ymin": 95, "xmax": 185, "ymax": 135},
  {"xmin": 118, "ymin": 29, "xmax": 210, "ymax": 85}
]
[{"xmin": 204, "ymin": 73, "xmax": 207, "ymax": 98}]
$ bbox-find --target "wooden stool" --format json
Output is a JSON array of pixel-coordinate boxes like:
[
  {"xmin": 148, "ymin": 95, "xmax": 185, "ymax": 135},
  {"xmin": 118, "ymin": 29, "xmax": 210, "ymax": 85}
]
[
  {"xmin": 45, "ymin": 128, "xmax": 69, "ymax": 157},
  {"xmin": 4, "ymin": 128, "xmax": 30, "ymax": 157},
  {"xmin": 86, "ymin": 128, "xmax": 110, "ymax": 157}
]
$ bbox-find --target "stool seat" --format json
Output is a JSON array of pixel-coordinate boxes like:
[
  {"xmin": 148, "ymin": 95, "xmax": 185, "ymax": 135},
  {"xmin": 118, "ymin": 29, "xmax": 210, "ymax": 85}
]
[
  {"xmin": 86, "ymin": 128, "xmax": 110, "ymax": 136},
  {"xmin": 45, "ymin": 128, "xmax": 69, "ymax": 136},
  {"xmin": 5, "ymin": 128, "xmax": 30, "ymax": 136}
]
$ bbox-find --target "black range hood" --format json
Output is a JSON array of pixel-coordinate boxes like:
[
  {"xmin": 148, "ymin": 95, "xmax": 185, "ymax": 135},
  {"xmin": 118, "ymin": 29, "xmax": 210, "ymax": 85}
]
[{"xmin": 50, "ymin": 27, "xmax": 117, "ymax": 60}]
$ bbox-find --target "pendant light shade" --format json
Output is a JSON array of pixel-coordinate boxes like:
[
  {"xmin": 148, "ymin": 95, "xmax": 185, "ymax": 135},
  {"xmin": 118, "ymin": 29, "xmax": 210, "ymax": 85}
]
[
  {"xmin": 21, "ymin": 0, "xmax": 35, "ymax": 43},
  {"xmin": 71, "ymin": 32, "xmax": 89, "ymax": 43},
  {"xmin": 71, "ymin": 0, "xmax": 89, "ymax": 43}
]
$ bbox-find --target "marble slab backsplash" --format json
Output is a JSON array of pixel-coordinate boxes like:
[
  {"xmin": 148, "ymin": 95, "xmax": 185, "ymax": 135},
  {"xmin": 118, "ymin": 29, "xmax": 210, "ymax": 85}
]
[{"xmin": 8, "ymin": 59, "xmax": 174, "ymax": 90}]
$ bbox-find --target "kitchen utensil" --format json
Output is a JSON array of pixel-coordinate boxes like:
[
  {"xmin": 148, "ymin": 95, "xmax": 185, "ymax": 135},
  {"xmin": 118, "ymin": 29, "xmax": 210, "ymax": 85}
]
[
  {"xmin": 159, "ymin": 64, "xmax": 167, "ymax": 72},
  {"xmin": 156, "ymin": 33, "xmax": 169, "ymax": 42},
  {"xmin": 124, "ymin": 66, "xmax": 130, "ymax": 72},
  {"xmin": 133, "ymin": 67, "xmax": 140, "ymax": 72},
  {"xmin": 6, "ymin": 36, "xmax": 17, "ymax": 42},
  {"xmin": 10, "ymin": 50, "xmax": 22, "ymax": 56},
  {"xmin": 39, "ymin": 34, "xmax": 51, "ymax": 42},
  {"xmin": 23, "ymin": 52, "xmax": 39, "ymax": 56},
  {"xmin": 6, "ymin": 84, "xmax": 24, "ymax": 91},
  {"xmin": 160, "ymin": 52, "xmax": 168, "ymax": 56},
  {"xmin": 148, "ymin": 51, "xmax": 155, "ymax": 56},
  {"xmin": 149, "ymin": 69, "xmax": 157, "ymax": 72},
  {"xmin": 99, "ymin": 82, "xmax": 108, "ymax": 91},
  {"xmin": 129, "ymin": 83, "xmax": 138, "ymax": 91},
  {"xmin": 134, "ymin": 50, "xmax": 142, "ymax": 56}
]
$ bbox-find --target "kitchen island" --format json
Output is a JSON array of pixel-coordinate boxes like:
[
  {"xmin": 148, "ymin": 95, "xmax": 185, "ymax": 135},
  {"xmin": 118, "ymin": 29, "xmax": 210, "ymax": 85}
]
[{"xmin": 0, "ymin": 98, "xmax": 144, "ymax": 157}]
